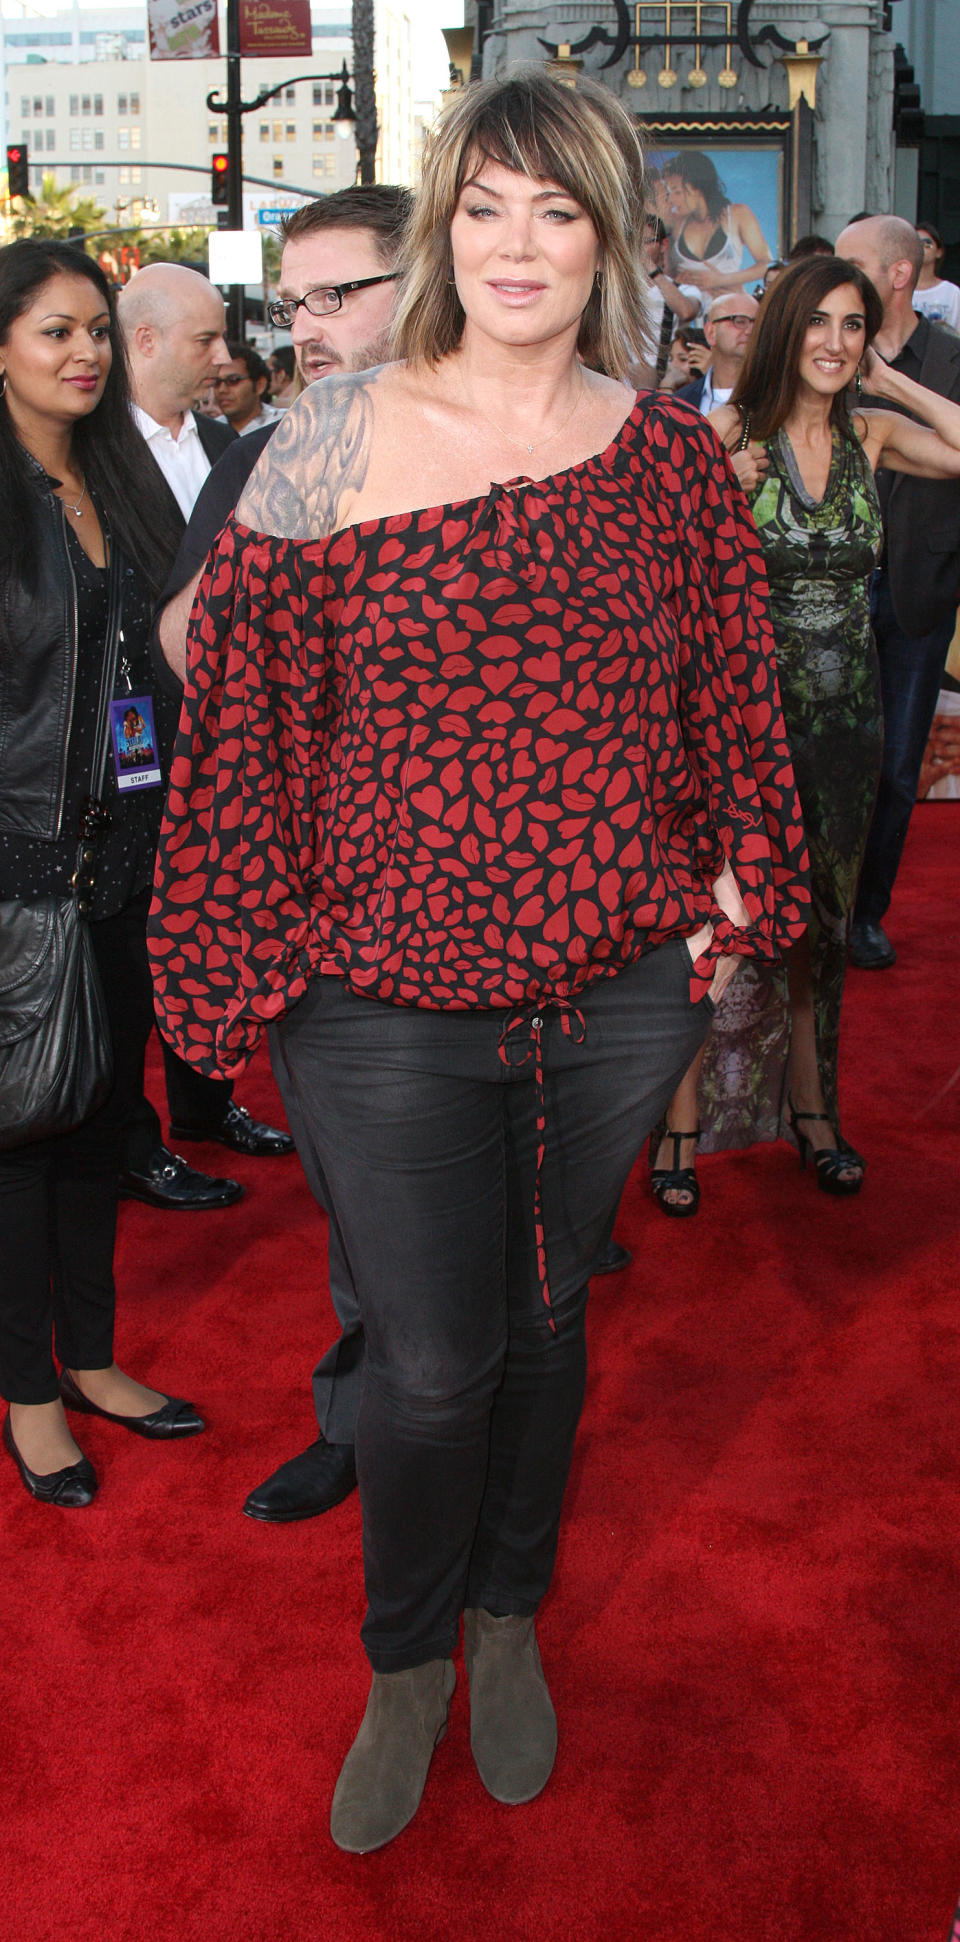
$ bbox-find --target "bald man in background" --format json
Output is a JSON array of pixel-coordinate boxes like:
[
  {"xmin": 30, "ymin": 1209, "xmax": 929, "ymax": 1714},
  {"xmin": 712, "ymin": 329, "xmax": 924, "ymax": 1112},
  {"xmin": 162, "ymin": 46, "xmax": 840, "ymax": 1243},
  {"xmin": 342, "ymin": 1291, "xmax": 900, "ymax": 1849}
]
[
  {"xmin": 117, "ymin": 264, "xmax": 295, "ymax": 1209},
  {"xmin": 674, "ymin": 291, "xmax": 759, "ymax": 414}
]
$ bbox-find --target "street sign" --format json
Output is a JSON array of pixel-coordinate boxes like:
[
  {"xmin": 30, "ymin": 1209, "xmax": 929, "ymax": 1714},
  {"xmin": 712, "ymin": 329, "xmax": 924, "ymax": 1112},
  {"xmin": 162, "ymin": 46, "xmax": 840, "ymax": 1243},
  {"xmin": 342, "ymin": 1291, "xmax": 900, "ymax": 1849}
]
[{"xmin": 257, "ymin": 207, "xmax": 292, "ymax": 226}]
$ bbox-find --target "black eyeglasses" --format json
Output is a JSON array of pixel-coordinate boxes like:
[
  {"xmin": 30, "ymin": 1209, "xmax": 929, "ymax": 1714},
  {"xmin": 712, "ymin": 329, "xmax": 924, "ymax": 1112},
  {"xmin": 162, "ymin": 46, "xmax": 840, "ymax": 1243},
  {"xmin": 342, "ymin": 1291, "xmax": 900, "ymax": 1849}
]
[{"xmin": 267, "ymin": 273, "xmax": 398, "ymax": 328}]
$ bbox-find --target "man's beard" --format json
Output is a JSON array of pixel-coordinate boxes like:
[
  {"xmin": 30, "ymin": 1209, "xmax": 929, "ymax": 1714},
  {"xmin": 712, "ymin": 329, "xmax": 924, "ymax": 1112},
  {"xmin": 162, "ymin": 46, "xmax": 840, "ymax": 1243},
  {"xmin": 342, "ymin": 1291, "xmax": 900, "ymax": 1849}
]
[{"xmin": 296, "ymin": 322, "xmax": 394, "ymax": 387}]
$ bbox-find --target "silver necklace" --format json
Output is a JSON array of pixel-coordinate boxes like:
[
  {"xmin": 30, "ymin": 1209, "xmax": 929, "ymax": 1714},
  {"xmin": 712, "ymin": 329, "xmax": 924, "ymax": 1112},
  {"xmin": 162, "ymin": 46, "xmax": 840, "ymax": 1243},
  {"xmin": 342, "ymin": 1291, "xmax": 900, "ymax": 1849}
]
[
  {"xmin": 460, "ymin": 365, "xmax": 585, "ymax": 456},
  {"xmin": 59, "ymin": 474, "xmax": 87, "ymax": 518}
]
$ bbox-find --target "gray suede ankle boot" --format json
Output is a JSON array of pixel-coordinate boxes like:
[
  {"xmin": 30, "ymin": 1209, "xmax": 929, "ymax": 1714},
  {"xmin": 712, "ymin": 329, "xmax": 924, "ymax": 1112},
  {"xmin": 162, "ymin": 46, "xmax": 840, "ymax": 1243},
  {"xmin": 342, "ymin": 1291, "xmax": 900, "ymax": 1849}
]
[
  {"xmin": 463, "ymin": 1609, "xmax": 557, "ymax": 1805},
  {"xmin": 330, "ymin": 1658, "xmax": 456, "ymax": 1854}
]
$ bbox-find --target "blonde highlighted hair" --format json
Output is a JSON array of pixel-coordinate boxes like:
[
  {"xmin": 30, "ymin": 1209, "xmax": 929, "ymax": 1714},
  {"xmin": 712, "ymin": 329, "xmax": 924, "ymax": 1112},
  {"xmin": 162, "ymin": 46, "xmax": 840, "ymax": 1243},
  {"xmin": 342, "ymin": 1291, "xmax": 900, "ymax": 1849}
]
[{"xmin": 392, "ymin": 67, "xmax": 648, "ymax": 378}]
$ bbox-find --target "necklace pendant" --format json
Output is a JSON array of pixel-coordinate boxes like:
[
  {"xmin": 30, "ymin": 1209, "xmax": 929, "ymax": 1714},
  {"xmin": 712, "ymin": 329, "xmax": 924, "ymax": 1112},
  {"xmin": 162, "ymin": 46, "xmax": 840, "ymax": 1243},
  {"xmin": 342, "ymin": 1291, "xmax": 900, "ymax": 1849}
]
[{"xmin": 525, "ymin": 441, "xmax": 534, "ymax": 454}]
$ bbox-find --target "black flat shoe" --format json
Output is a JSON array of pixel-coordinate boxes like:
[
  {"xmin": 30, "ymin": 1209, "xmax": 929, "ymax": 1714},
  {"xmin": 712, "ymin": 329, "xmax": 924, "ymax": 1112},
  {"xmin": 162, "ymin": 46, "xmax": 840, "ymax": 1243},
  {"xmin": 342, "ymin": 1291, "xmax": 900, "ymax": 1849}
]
[
  {"xmin": 3, "ymin": 1411, "xmax": 97, "ymax": 1507},
  {"xmin": 848, "ymin": 920, "xmax": 896, "ymax": 970},
  {"xmin": 786, "ymin": 1098, "xmax": 865, "ymax": 1197},
  {"xmin": 649, "ymin": 1122, "xmax": 701, "ymax": 1217},
  {"xmin": 590, "ymin": 1238, "xmax": 632, "ymax": 1275},
  {"xmin": 242, "ymin": 1436, "xmax": 358, "ymax": 1522},
  {"xmin": 119, "ymin": 1145, "xmax": 243, "ymax": 1211},
  {"xmin": 59, "ymin": 1368, "xmax": 205, "ymax": 1439},
  {"xmin": 168, "ymin": 1102, "xmax": 295, "ymax": 1158}
]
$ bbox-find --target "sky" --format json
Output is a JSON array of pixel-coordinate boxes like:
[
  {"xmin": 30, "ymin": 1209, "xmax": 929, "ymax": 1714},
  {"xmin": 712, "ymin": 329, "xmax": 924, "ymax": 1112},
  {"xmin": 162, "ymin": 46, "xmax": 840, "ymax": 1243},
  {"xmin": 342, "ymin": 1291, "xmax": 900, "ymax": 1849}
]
[{"xmin": 0, "ymin": 1, "xmax": 466, "ymax": 102}]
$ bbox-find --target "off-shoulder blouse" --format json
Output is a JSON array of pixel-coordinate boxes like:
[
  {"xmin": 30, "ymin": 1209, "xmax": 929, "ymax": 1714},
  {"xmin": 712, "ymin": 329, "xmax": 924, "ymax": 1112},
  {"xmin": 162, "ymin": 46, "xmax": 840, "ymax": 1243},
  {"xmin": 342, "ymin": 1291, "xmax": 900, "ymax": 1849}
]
[{"xmin": 149, "ymin": 394, "xmax": 809, "ymax": 1076}]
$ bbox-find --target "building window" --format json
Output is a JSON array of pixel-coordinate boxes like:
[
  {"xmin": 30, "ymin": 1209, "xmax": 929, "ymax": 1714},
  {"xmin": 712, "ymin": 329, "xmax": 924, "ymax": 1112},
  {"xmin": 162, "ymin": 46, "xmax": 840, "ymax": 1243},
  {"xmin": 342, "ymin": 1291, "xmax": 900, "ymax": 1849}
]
[
  {"xmin": 118, "ymin": 128, "xmax": 129, "ymax": 150},
  {"xmin": 118, "ymin": 92, "xmax": 127, "ymax": 115},
  {"xmin": 260, "ymin": 123, "xmax": 269, "ymax": 141},
  {"xmin": 285, "ymin": 86, "xmax": 295, "ymax": 103},
  {"xmin": 208, "ymin": 122, "xmax": 219, "ymax": 141},
  {"xmin": 272, "ymin": 120, "xmax": 283, "ymax": 141},
  {"xmin": 82, "ymin": 165, "xmax": 92, "ymax": 183},
  {"xmin": 69, "ymin": 94, "xmax": 78, "ymax": 117},
  {"xmin": 71, "ymin": 165, "xmax": 81, "ymax": 182},
  {"xmin": 70, "ymin": 129, "xmax": 80, "ymax": 151},
  {"xmin": 94, "ymin": 169, "xmax": 105, "ymax": 184},
  {"xmin": 46, "ymin": 129, "xmax": 56, "ymax": 151},
  {"xmin": 45, "ymin": 96, "xmax": 54, "ymax": 118},
  {"xmin": 82, "ymin": 128, "xmax": 93, "ymax": 150},
  {"xmin": 273, "ymin": 155, "xmax": 283, "ymax": 178},
  {"xmin": 286, "ymin": 122, "xmax": 295, "ymax": 141},
  {"xmin": 94, "ymin": 95, "xmax": 103, "ymax": 116},
  {"xmin": 313, "ymin": 155, "xmax": 324, "ymax": 176},
  {"xmin": 94, "ymin": 130, "xmax": 104, "ymax": 151},
  {"xmin": 81, "ymin": 94, "xmax": 91, "ymax": 115},
  {"xmin": 130, "ymin": 93, "xmax": 140, "ymax": 114},
  {"xmin": 130, "ymin": 166, "xmax": 141, "ymax": 183},
  {"xmin": 21, "ymin": 96, "xmax": 30, "ymax": 119},
  {"xmin": 33, "ymin": 95, "xmax": 43, "ymax": 117},
  {"xmin": 131, "ymin": 127, "xmax": 140, "ymax": 149},
  {"xmin": 313, "ymin": 84, "xmax": 334, "ymax": 107},
  {"xmin": 119, "ymin": 165, "xmax": 129, "ymax": 185}
]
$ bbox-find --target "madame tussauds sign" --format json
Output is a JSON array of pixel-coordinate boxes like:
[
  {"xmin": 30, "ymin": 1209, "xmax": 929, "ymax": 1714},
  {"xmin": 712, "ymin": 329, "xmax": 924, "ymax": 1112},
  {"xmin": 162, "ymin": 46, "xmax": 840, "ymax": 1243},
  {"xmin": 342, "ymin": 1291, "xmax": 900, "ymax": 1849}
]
[
  {"xmin": 238, "ymin": 0, "xmax": 312, "ymax": 56},
  {"xmin": 147, "ymin": 0, "xmax": 219, "ymax": 59}
]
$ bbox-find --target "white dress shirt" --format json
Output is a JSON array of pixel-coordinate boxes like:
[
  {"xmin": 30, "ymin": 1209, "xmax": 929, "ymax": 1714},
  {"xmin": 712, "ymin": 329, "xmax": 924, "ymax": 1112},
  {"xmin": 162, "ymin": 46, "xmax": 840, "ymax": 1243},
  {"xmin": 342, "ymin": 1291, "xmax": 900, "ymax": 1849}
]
[
  {"xmin": 131, "ymin": 402, "xmax": 212, "ymax": 520},
  {"xmin": 697, "ymin": 371, "xmax": 734, "ymax": 416}
]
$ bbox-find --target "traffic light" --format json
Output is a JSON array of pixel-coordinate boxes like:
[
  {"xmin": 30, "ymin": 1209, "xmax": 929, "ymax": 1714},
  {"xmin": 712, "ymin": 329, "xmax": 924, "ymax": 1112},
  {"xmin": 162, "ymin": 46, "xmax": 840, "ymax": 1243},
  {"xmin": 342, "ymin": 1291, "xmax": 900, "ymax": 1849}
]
[
  {"xmin": 211, "ymin": 153, "xmax": 229, "ymax": 207},
  {"xmin": 6, "ymin": 143, "xmax": 29, "ymax": 200}
]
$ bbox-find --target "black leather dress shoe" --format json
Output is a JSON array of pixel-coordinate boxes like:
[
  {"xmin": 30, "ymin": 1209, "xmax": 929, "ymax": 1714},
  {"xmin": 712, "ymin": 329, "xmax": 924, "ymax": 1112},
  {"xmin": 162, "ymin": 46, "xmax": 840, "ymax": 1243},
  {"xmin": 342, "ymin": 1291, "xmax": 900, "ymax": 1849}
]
[
  {"xmin": 59, "ymin": 1368, "xmax": 205, "ymax": 1439},
  {"xmin": 168, "ymin": 1101, "xmax": 295, "ymax": 1158},
  {"xmin": 590, "ymin": 1238, "xmax": 632, "ymax": 1275},
  {"xmin": 119, "ymin": 1144, "xmax": 243, "ymax": 1210},
  {"xmin": 3, "ymin": 1411, "xmax": 97, "ymax": 1507},
  {"xmin": 849, "ymin": 920, "xmax": 896, "ymax": 969},
  {"xmin": 243, "ymin": 1436, "xmax": 358, "ymax": 1522}
]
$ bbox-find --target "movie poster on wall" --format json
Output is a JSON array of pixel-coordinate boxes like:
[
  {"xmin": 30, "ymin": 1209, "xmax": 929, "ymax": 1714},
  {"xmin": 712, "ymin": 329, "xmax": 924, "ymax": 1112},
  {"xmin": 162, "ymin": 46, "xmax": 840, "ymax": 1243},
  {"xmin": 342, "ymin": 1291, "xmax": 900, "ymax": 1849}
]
[
  {"xmin": 238, "ymin": 0, "xmax": 313, "ymax": 57},
  {"xmin": 147, "ymin": 0, "xmax": 220, "ymax": 60}
]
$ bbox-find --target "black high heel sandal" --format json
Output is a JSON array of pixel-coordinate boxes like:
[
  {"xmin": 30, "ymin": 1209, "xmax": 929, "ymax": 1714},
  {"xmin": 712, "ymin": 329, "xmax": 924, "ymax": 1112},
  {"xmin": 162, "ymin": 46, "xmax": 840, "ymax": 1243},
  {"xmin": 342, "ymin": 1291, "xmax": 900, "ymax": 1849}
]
[
  {"xmin": 786, "ymin": 1098, "xmax": 865, "ymax": 1197},
  {"xmin": 649, "ymin": 1122, "xmax": 701, "ymax": 1218}
]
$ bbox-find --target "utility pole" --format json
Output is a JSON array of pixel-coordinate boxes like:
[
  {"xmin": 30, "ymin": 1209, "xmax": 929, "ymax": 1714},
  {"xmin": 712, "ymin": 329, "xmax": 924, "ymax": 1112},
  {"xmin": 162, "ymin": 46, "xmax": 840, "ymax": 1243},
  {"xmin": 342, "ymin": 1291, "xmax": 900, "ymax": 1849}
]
[{"xmin": 225, "ymin": 0, "xmax": 244, "ymax": 336}]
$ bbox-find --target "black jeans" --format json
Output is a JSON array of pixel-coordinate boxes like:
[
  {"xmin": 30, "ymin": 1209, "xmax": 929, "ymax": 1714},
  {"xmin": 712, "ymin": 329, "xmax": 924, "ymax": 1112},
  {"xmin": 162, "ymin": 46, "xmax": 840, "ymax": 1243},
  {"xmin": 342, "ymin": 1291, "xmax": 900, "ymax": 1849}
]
[
  {"xmin": 0, "ymin": 893, "xmax": 155, "ymax": 1404},
  {"xmin": 271, "ymin": 938, "xmax": 713, "ymax": 1672},
  {"xmin": 854, "ymin": 570, "xmax": 955, "ymax": 926}
]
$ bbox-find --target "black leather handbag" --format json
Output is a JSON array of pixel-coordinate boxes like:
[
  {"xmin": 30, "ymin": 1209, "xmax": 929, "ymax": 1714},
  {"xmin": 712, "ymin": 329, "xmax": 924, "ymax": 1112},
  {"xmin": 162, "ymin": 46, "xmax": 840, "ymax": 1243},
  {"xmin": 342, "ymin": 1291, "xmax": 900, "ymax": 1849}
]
[{"xmin": 0, "ymin": 540, "xmax": 123, "ymax": 1150}]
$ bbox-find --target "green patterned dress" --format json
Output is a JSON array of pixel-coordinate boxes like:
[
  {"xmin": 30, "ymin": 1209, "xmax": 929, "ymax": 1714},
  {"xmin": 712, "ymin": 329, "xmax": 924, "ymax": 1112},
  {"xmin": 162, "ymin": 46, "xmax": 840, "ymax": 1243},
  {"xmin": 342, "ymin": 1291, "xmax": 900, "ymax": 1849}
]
[{"xmin": 699, "ymin": 424, "xmax": 883, "ymax": 1151}]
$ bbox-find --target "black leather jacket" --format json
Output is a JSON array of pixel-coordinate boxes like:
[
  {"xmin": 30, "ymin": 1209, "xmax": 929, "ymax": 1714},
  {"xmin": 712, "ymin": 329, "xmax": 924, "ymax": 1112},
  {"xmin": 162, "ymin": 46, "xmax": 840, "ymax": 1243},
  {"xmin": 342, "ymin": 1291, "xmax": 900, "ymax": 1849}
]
[{"xmin": 0, "ymin": 455, "xmax": 86, "ymax": 842}]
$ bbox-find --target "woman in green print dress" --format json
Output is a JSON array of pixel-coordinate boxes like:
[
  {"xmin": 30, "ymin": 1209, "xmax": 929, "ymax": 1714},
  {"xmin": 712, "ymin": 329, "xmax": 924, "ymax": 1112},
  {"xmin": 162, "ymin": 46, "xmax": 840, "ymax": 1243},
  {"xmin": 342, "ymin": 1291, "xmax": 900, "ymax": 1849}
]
[{"xmin": 652, "ymin": 255, "xmax": 960, "ymax": 1203}]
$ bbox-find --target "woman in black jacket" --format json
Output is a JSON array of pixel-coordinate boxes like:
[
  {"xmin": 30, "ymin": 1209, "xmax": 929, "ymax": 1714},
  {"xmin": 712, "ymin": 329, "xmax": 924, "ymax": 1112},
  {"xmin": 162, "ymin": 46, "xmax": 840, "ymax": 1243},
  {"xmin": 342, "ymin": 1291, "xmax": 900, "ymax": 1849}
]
[{"xmin": 0, "ymin": 240, "xmax": 204, "ymax": 1506}]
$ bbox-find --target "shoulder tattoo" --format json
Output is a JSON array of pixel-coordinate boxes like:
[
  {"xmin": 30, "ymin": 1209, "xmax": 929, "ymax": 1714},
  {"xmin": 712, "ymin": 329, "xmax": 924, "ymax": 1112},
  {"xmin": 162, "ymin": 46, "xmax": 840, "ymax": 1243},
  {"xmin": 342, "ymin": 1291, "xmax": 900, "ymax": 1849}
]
[{"xmin": 235, "ymin": 370, "xmax": 377, "ymax": 541}]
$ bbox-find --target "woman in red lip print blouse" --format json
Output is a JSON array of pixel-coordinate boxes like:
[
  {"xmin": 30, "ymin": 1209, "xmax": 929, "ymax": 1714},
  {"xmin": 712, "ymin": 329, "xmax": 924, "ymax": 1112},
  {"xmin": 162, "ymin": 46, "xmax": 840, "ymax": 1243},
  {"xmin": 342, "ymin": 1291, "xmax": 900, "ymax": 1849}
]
[{"xmin": 149, "ymin": 69, "xmax": 809, "ymax": 1852}]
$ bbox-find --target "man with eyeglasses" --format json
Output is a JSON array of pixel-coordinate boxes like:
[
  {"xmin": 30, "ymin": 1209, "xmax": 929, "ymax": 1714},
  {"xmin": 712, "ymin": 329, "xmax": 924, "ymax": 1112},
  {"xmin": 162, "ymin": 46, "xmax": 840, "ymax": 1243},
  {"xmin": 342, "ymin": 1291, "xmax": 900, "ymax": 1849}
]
[
  {"xmin": 155, "ymin": 186, "xmax": 410, "ymax": 686},
  {"xmin": 211, "ymin": 340, "xmax": 285, "ymax": 436},
  {"xmin": 674, "ymin": 291, "xmax": 759, "ymax": 413}
]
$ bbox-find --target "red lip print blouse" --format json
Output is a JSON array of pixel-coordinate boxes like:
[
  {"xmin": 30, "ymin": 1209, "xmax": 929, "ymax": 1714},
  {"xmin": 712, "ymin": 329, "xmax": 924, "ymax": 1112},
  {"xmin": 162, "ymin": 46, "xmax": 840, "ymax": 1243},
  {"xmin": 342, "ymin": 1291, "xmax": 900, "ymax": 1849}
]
[{"xmin": 149, "ymin": 395, "xmax": 809, "ymax": 1077}]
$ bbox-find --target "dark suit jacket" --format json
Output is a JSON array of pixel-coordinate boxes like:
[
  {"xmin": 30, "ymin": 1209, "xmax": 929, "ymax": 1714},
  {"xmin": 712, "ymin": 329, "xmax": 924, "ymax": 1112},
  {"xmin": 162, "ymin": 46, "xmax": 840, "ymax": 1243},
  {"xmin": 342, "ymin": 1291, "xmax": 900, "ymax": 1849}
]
[
  {"xmin": 149, "ymin": 424, "xmax": 273, "ymax": 698},
  {"xmin": 870, "ymin": 319, "xmax": 960, "ymax": 636},
  {"xmin": 674, "ymin": 374, "xmax": 708, "ymax": 411},
  {"xmin": 139, "ymin": 410, "xmax": 238, "ymax": 540}
]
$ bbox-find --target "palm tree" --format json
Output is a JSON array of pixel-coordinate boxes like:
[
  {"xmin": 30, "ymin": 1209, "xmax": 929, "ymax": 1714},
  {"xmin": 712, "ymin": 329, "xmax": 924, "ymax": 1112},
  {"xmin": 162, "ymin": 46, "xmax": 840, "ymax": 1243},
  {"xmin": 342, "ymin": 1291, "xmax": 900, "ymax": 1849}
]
[
  {"xmin": 352, "ymin": 0, "xmax": 378, "ymax": 186},
  {"xmin": 10, "ymin": 173, "xmax": 106, "ymax": 241}
]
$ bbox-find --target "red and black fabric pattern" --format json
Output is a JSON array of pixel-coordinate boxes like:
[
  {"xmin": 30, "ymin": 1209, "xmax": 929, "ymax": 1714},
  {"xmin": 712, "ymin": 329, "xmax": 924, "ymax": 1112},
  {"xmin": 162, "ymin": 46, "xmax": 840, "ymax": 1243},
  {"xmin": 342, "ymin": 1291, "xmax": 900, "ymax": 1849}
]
[{"xmin": 149, "ymin": 395, "xmax": 809, "ymax": 1077}]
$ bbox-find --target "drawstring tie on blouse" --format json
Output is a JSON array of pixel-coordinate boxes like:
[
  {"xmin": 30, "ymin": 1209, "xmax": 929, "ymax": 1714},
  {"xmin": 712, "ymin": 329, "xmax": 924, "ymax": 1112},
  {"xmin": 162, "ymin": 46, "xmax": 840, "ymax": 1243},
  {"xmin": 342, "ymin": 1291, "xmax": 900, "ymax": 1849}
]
[{"xmin": 498, "ymin": 998, "xmax": 587, "ymax": 1332}]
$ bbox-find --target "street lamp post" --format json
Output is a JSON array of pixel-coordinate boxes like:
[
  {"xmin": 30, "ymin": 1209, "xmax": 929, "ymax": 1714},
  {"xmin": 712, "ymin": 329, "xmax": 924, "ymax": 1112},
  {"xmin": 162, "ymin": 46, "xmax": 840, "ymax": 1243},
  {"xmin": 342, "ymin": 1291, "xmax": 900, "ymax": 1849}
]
[{"xmin": 206, "ymin": 0, "xmax": 355, "ymax": 336}]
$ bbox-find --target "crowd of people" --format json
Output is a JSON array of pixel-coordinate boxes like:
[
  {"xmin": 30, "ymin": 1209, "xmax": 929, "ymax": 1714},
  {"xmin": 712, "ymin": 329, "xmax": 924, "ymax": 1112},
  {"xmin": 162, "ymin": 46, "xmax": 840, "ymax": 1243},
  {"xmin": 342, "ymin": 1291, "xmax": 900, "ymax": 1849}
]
[{"xmin": 2, "ymin": 63, "xmax": 959, "ymax": 1857}]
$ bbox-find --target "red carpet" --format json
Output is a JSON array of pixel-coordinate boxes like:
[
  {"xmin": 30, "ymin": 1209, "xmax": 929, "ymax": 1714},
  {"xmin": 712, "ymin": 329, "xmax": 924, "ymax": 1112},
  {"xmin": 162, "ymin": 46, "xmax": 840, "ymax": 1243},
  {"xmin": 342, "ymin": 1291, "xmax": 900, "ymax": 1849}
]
[{"xmin": 3, "ymin": 804, "xmax": 959, "ymax": 1942}]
